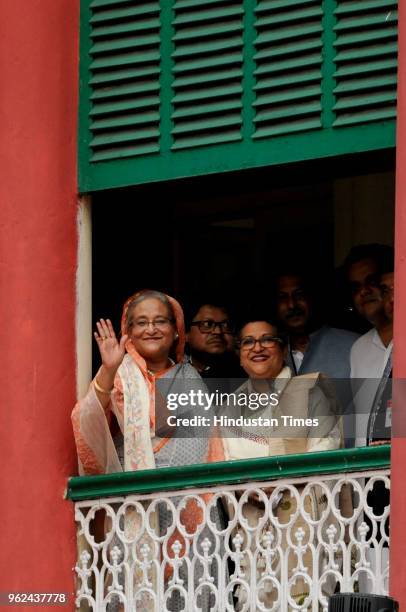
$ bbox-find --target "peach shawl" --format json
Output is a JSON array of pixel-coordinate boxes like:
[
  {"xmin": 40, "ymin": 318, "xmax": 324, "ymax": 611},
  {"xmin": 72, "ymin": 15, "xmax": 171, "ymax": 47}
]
[{"xmin": 72, "ymin": 291, "xmax": 223, "ymax": 476}]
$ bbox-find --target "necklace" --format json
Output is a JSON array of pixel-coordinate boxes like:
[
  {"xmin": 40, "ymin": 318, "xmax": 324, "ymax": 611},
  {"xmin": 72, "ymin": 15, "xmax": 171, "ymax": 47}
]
[{"xmin": 147, "ymin": 358, "xmax": 175, "ymax": 377}]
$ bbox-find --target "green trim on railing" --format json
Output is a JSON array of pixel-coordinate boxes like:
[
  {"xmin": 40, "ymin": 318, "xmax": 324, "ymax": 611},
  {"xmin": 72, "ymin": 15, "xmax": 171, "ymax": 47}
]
[{"xmin": 67, "ymin": 445, "xmax": 390, "ymax": 501}]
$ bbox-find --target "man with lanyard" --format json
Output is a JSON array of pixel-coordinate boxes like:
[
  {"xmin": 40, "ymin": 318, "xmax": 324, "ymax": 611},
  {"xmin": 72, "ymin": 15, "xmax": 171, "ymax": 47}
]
[
  {"xmin": 346, "ymin": 245, "xmax": 394, "ymax": 446},
  {"xmin": 366, "ymin": 270, "xmax": 394, "ymax": 445},
  {"xmin": 362, "ymin": 272, "xmax": 393, "ymax": 569}
]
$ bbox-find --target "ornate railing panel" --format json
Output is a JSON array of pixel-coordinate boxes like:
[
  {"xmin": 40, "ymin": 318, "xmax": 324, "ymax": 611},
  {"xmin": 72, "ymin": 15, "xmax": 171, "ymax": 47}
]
[{"xmin": 68, "ymin": 446, "xmax": 390, "ymax": 611}]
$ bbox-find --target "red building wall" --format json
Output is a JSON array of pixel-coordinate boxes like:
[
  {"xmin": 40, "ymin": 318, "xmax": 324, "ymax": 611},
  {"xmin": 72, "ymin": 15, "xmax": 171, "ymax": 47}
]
[
  {"xmin": 0, "ymin": 0, "xmax": 79, "ymax": 601},
  {"xmin": 391, "ymin": 0, "xmax": 406, "ymax": 605},
  {"xmin": 1, "ymin": 0, "xmax": 406, "ymax": 607}
]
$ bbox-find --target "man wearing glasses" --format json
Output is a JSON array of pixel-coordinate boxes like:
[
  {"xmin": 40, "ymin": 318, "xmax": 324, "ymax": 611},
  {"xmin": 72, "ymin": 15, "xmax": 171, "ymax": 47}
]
[
  {"xmin": 345, "ymin": 244, "xmax": 394, "ymax": 446},
  {"xmin": 186, "ymin": 302, "xmax": 243, "ymax": 389}
]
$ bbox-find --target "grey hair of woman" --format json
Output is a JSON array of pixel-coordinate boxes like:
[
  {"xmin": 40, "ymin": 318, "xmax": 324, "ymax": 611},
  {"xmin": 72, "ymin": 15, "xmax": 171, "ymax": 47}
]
[{"xmin": 124, "ymin": 289, "xmax": 175, "ymax": 332}]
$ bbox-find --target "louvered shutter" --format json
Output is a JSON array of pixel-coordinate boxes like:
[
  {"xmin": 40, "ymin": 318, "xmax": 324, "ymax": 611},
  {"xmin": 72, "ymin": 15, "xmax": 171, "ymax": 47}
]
[
  {"xmin": 253, "ymin": 0, "xmax": 323, "ymax": 138},
  {"xmin": 86, "ymin": 0, "xmax": 161, "ymax": 162},
  {"xmin": 333, "ymin": 0, "xmax": 398, "ymax": 126},
  {"xmin": 79, "ymin": 0, "xmax": 398, "ymax": 192},
  {"xmin": 171, "ymin": 1, "xmax": 244, "ymax": 150}
]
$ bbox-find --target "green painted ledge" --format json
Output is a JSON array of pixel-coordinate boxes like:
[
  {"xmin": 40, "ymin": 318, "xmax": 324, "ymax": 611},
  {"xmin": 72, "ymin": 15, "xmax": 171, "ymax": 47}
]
[{"xmin": 67, "ymin": 445, "xmax": 390, "ymax": 501}]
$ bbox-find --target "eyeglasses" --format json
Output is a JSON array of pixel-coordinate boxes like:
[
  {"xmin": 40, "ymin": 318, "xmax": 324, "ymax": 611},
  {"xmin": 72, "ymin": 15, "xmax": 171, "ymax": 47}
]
[
  {"xmin": 238, "ymin": 334, "xmax": 284, "ymax": 350},
  {"xmin": 190, "ymin": 319, "xmax": 234, "ymax": 334},
  {"xmin": 131, "ymin": 317, "xmax": 175, "ymax": 331}
]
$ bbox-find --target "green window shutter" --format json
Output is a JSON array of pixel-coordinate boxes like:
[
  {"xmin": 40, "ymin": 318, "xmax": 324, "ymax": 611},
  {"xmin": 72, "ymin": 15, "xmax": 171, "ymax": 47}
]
[
  {"xmin": 171, "ymin": 1, "xmax": 244, "ymax": 150},
  {"xmin": 253, "ymin": 0, "xmax": 323, "ymax": 139},
  {"xmin": 86, "ymin": 0, "xmax": 161, "ymax": 162},
  {"xmin": 79, "ymin": 0, "xmax": 397, "ymax": 192},
  {"xmin": 333, "ymin": 0, "xmax": 398, "ymax": 126}
]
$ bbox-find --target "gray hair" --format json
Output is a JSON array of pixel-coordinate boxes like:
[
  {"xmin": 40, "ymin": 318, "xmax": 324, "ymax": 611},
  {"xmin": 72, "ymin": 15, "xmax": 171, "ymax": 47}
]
[{"xmin": 125, "ymin": 290, "xmax": 174, "ymax": 331}]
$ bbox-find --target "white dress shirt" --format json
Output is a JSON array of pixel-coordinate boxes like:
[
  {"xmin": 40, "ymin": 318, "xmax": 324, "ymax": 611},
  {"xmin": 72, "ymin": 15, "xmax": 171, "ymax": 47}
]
[{"xmin": 350, "ymin": 328, "xmax": 393, "ymax": 446}]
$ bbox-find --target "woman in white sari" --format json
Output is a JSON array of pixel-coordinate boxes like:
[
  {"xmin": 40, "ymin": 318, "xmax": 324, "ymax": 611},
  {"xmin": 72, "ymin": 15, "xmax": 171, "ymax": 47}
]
[{"xmin": 220, "ymin": 319, "xmax": 346, "ymax": 610}]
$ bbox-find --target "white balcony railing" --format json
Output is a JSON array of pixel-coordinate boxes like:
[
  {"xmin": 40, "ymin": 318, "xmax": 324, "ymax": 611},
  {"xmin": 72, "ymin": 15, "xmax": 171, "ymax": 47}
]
[{"xmin": 68, "ymin": 446, "xmax": 390, "ymax": 611}]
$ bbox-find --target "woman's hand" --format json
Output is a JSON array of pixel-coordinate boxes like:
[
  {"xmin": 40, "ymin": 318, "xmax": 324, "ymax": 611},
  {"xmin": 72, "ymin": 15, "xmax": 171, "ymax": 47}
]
[{"xmin": 94, "ymin": 319, "xmax": 128, "ymax": 372}]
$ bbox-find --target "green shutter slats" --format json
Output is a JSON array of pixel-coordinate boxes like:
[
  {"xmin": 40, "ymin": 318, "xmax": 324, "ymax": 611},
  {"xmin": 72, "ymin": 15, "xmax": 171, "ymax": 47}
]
[
  {"xmin": 173, "ymin": 6, "xmax": 244, "ymax": 24},
  {"xmin": 172, "ymin": 99, "xmax": 242, "ymax": 119},
  {"xmin": 171, "ymin": 132, "xmax": 241, "ymax": 150},
  {"xmin": 90, "ymin": 0, "xmax": 142, "ymax": 7},
  {"xmin": 255, "ymin": 102, "xmax": 322, "ymax": 123},
  {"xmin": 254, "ymin": 85, "xmax": 322, "ymax": 107},
  {"xmin": 256, "ymin": 23, "xmax": 323, "ymax": 45},
  {"xmin": 174, "ymin": 0, "xmax": 234, "ymax": 9},
  {"xmin": 91, "ymin": 50, "xmax": 160, "ymax": 70},
  {"xmin": 171, "ymin": 36, "xmax": 243, "ymax": 58},
  {"xmin": 172, "ymin": 52, "xmax": 242, "ymax": 73},
  {"xmin": 334, "ymin": 13, "xmax": 397, "ymax": 31},
  {"xmin": 254, "ymin": 70, "xmax": 321, "ymax": 91},
  {"xmin": 256, "ymin": 6, "xmax": 322, "ymax": 27},
  {"xmin": 90, "ymin": 66, "xmax": 160, "ymax": 86},
  {"xmin": 334, "ymin": 57, "xmax": 396, "ymax": 77},
  {"xmin": 254, "ymin": 53, "xmax": 321, "ymax": 76},
  {"xmin": 91, "ymin": 142, "xmax": 159, "ymax": 162},
  {"xmin": 254, "ymin": 117, "xmax": 321, "ymax": 138},
  {"xmin": 90, "ymin": 4, "xmax": 159, "ymax": 23},
  {"xmin": 91, "ymin": 111, "xmax": 160, "ymax": 130},
  {"xmin": 334, "ymin": 27, "xmax": 397, "ymax": 46},
  {"xmin": 253, "ymin": 0, "xmax": 323, "ymax": 139},
  {"xmin": 90, "ymin": 33, "xmax": 160, "ymax": 53},
  {"xmin": 87, "ymin": 1, "xmax": 161, "ymax": 161},
  {"xmin": 333, "ymin": 107, "xmax": 396, "ymax": 126},
  {"xmin": 335, "ymin": 74, "xmax": 397, "ymax": 93},
  {"xmin": 334, "ymin": 90, "xmax": 396, "ymax": 110},
  {"xmin": 333, "ymin": 0, "xmax": 397, "ymax": 127},
  {"xmin": 91, "ymin": 18, "xmax": 160, "ymax": 38},
  {"xmin": 91, "ymin": 127, "xmax": 159, "ymax": 147},
  {"xmin": 256, "ymin": 0, "xmax": 317, "ymax": 11},
  {"xmin": 173, "ymin": 21, "xmax": 243, "ymax": 41},
  {"xmin": 173, "ymin": 68, "xmax": 243, "ymax": 88},
  {"xmin": 89, "ymin": 96, "xmax": 160, "ymax": 116},
  {"xmin": 335, "ymin": 42, "xmax": 397, "ymax": 61},
  {"xmin": 91, "ymin": 81, "xmax": 159, "ymax": 100},
  {"xmin": 335, "ymin": 0, "xmax": 396, "ymax": 14},
  {"xmin": 170, "ymin": 0, "xmax": 244, "ymax": 150},
  {"xmin": 254, "ymin": 39, "xmax": 322, "ymax": 61},
  {"xmin": 173, "ymin": 84, "xmax": 243, "ymax": 104},
  {"xmin": 172, "ymin": 114, "xmax": 241, "ymax": 134}
]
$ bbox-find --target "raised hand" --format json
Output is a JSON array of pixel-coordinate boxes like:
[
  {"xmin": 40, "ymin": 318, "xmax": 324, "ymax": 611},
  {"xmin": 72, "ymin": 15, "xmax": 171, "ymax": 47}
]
[{"xmin": 94, "ymin": 318, "xmax": 128, "ymax": 372}]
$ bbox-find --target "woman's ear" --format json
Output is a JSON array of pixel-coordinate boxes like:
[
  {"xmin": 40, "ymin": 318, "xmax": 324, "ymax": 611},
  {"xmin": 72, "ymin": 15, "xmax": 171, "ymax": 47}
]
[{"xmin": 175, "ymin": 332, "xmax": 179, "ymax": 340}]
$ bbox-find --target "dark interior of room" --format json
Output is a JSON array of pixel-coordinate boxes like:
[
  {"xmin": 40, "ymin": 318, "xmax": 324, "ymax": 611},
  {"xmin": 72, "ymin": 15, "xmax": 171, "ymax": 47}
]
[{"xmin": 91, "ymin": 150, "xmax": 395, "ymax": 371}]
